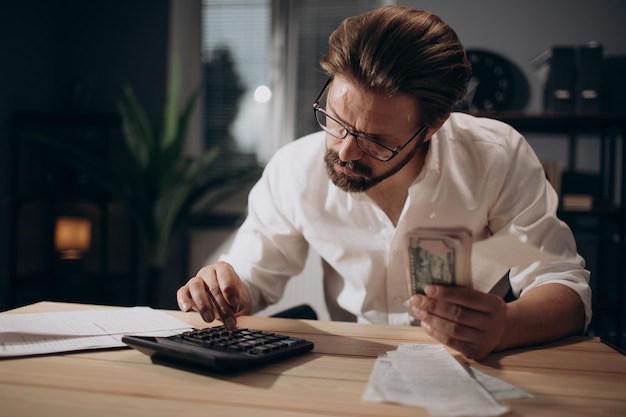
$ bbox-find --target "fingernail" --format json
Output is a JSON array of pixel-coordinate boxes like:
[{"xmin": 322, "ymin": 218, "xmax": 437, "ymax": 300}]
[
  {"xmin": 225, "ymin": 317, "xmax": 237, "ymax": 330},
  {"xmin": 413, "ymin": 308, "xmax": 426, "ymax": 320},
  {"xmin": 201, "ymin": 310, "xmax": 214, "ymax": 323},
  {"xmin": 413, "ymin": 294, "xmax": 425, "ymax": 308},
  {"xmin": 425, "ymin": 285, "xmax": 437, "ymax": 296},
  {"xmin": 180, "ymin": 302, "xmax": 189, "ymax": 311},
  {"xmin": 420, "ymin": 320, "xmax": 431, "ymax": 331}
]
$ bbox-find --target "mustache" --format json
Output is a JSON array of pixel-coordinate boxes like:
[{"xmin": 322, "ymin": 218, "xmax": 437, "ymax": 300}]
[{"xmin": 326, "ymin": 149, "xmax": 372, "ymax": 176}]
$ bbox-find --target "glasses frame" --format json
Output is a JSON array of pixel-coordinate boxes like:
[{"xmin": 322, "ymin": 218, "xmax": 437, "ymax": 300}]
[{"xmin": 313, "ymin": 78, "xmax": 427, "ymax": 162}]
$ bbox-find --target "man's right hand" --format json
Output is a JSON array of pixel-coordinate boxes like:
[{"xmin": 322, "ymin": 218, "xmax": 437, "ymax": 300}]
[{"xmin": 176, "ymin": 261, "xmax": 251, "ymax": 330}]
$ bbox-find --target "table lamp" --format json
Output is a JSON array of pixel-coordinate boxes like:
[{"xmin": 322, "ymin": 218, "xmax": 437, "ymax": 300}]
[{"xmin": 54, "ymin": 216, "xmax": 92, "ymax": 259}]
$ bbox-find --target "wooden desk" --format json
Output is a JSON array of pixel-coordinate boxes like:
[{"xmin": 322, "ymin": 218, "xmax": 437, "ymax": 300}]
[{"xmin": 1, "ymin": 302, "xmax": 625, "ymax": 417}]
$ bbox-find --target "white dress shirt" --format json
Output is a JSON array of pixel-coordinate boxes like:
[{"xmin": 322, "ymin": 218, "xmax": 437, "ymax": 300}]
[{"xmin": 221, "ymin": 112, "xmax": 592, "ymax": 327}]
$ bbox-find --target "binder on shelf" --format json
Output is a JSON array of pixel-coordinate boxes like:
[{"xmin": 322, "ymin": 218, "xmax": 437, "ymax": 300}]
[
  {"xmin": 543, "ymin": 46, "xmax": 576, "ymax": 113},
  {"xmin": 602, "ymin": 55, "xmax": 626, "ymax": 113},
  {"xmin": 576, "ymin": 43, "xmax": 603, "ymax": 113}
]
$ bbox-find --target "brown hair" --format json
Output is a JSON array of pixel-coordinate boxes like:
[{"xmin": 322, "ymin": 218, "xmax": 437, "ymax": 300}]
[{"xmin": 320, "ymin": 6, "xmax": 471, "ymax": 127}]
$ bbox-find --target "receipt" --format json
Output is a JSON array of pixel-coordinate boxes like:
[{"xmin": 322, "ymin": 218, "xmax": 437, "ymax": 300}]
[{"xmin": 363, "ymin": 344, "xmax": 530, "ymax": 416}]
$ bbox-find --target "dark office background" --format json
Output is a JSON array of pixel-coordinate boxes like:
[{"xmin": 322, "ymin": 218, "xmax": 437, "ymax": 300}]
[{"xmin": 1, "ymin": 0, "xmax": 625, "ymax": 346}]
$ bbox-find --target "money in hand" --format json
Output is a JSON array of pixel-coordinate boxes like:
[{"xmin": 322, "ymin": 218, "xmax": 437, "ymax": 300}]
[{"xmin": 406, "ymin": 227, "xmax": 473, "ymax": 295}]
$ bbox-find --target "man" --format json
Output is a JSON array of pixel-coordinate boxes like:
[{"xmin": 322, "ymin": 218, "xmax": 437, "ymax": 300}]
[{"xmin": 177, "ymin": 6, "xmax": 591, "ymax": 360}]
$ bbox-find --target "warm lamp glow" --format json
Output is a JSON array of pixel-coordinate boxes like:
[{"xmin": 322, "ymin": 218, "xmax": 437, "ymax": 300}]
[{"xmin": 55, "ymin": 216, "xmax": 92, "ymax": 259}]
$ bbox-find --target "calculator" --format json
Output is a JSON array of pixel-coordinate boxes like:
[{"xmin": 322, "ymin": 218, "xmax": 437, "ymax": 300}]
[{"xmin": 122, "ymin": 326, "xmax": 314, "ymax": 374}]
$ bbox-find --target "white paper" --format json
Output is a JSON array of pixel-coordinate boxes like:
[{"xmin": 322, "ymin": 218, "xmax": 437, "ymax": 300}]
[
  {"xmin": 0, "ymin": 307, "xmax": 193, "ymax": 357},
  {"xmin": 463, "ymin": 366, "xmax": 532, "ymax": 401},
  {"xmin": 363, "ymin": 343, "xmax": 531, "ymax": 417},
  {"xmin": 0, "ymin": 307, "xmax": 190, "ymax": 336}
]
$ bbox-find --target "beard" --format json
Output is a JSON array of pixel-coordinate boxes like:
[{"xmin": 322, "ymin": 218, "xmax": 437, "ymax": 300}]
[{"xmin": 324, "ymin": 139, "xmax": 424, "ymax": 193}]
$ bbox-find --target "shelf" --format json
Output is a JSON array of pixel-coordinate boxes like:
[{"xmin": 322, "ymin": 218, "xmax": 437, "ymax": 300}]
[
  {"xmin": 471, "ymin": 111, "xmax": 626, "ymax": 134},
  {"xmin": 477, "ymin": 111, "xmax": 626, "ymax": 343},
  {"xmin": 558, "ymin": 206, "xmax": 622, "ymax": 217}
]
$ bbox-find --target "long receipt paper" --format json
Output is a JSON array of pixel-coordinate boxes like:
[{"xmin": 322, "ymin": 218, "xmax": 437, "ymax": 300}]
[
  {"xmin": 0, "ymin": 307, "xmax": 192, "ymax": 357},
  {"xmin": 363, "ymin": 344, "xmax": 531, "ymax": 417}
]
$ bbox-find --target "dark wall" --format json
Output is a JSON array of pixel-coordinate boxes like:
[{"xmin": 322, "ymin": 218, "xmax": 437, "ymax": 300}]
[
  {"xmin": 0, "ymin": 0, "xmax": 171, "ymax": 308},
  {"xmin": 401, "ymin": 0, "xmax": 626, "ymax": 113}
]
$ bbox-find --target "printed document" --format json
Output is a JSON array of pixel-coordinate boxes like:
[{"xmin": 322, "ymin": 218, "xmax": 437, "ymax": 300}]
[{"xmin": 0, "ymin": 307, "xmax": 193, "ymax": 357}]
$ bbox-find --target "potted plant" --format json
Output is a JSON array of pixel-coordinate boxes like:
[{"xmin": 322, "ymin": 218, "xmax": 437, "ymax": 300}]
[{"xmin": 26, "ymin": 53, "xmax": 259, "ymax": 307}]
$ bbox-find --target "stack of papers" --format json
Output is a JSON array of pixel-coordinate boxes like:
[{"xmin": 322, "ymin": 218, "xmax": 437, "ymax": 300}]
[
  {"xmin": 0, "ymin": 307, "xmax": 193, "ymax": 357},
  {"xmin": 363, "ymin": 344, "xmax": 531, "ymax": 417}
]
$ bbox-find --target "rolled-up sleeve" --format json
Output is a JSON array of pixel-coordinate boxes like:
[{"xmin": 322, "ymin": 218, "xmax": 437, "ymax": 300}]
[{"xmin": 487, "ymin": 125, "xmax": 592, "ymax": 328}]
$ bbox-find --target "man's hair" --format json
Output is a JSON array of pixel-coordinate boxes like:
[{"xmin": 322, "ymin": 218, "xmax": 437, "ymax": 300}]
[{"xmin": 320, "ymin": 6, "xmax": 471, "ymax": 127}]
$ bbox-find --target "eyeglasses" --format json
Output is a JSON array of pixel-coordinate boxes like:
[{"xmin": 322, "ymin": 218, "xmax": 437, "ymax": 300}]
[{"xmin": 313, "ymin": 78, "xmax": 427, "ymax": 162}]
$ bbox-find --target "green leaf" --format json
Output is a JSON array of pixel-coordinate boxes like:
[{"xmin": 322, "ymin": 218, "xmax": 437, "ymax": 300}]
[
  {"xmin": 157, "ymin": 83, "xmax": 202, "ymax": 180},
  {"xmin": 146, "ymin": 147, "xmax": 221, "ymax": 266},
  {"xmin": 161, "ymin": 50, "xmax": 181, "ymax": 151},
  {"xmin": 118, "ymin": 84, "xmax": 154, "ymax": 170}
]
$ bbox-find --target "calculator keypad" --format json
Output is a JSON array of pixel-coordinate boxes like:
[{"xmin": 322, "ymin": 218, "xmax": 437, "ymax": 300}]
[{"xmin": 173, "ymin": 326, "xmax": 308, "ymax": 356}]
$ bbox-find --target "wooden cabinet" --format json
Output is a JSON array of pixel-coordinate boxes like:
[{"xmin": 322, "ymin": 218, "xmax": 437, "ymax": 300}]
[{"xmin": 6, "ymin": 114, "xmax": 138, "ymax": 309}]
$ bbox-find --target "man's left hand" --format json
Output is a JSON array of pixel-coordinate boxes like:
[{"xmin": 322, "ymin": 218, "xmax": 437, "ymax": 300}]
[{"xmin": 410, "ymin": 284, "xmax": 507, "ymax": 360}]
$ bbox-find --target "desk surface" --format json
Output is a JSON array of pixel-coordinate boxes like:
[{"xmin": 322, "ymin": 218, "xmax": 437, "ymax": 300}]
[{"xmin": 1, "ymin": 302, "xmax": 625, "ymax": 417}]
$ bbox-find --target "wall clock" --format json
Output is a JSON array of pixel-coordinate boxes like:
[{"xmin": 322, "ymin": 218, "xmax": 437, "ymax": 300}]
[{"xmin": 462, "ymin": 49, "xmax": 529, "ymax": 113}]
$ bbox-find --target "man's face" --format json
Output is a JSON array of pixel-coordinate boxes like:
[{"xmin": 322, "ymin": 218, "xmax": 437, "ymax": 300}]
[{"xmin": 322, "ymin": 76, "xmax": 427, "ymax": 192}]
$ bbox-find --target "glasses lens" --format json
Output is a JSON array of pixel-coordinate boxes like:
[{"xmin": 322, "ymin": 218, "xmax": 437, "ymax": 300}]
[
  {"xmin": 356, "ymin": 138, "xmax": 394, "ymax": 161},
  {"xmin": 315, "ymin": 109, "xmax": 346, "ymax": 139},
  {"xmin": 315, "ymin": 108, "xmax": 394, "ymax": 161}
]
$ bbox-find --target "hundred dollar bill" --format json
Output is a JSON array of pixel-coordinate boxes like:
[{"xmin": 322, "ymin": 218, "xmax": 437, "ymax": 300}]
[{"xmin": 406, "ymin": 227, "xmax": 473, "ymax": 295}]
